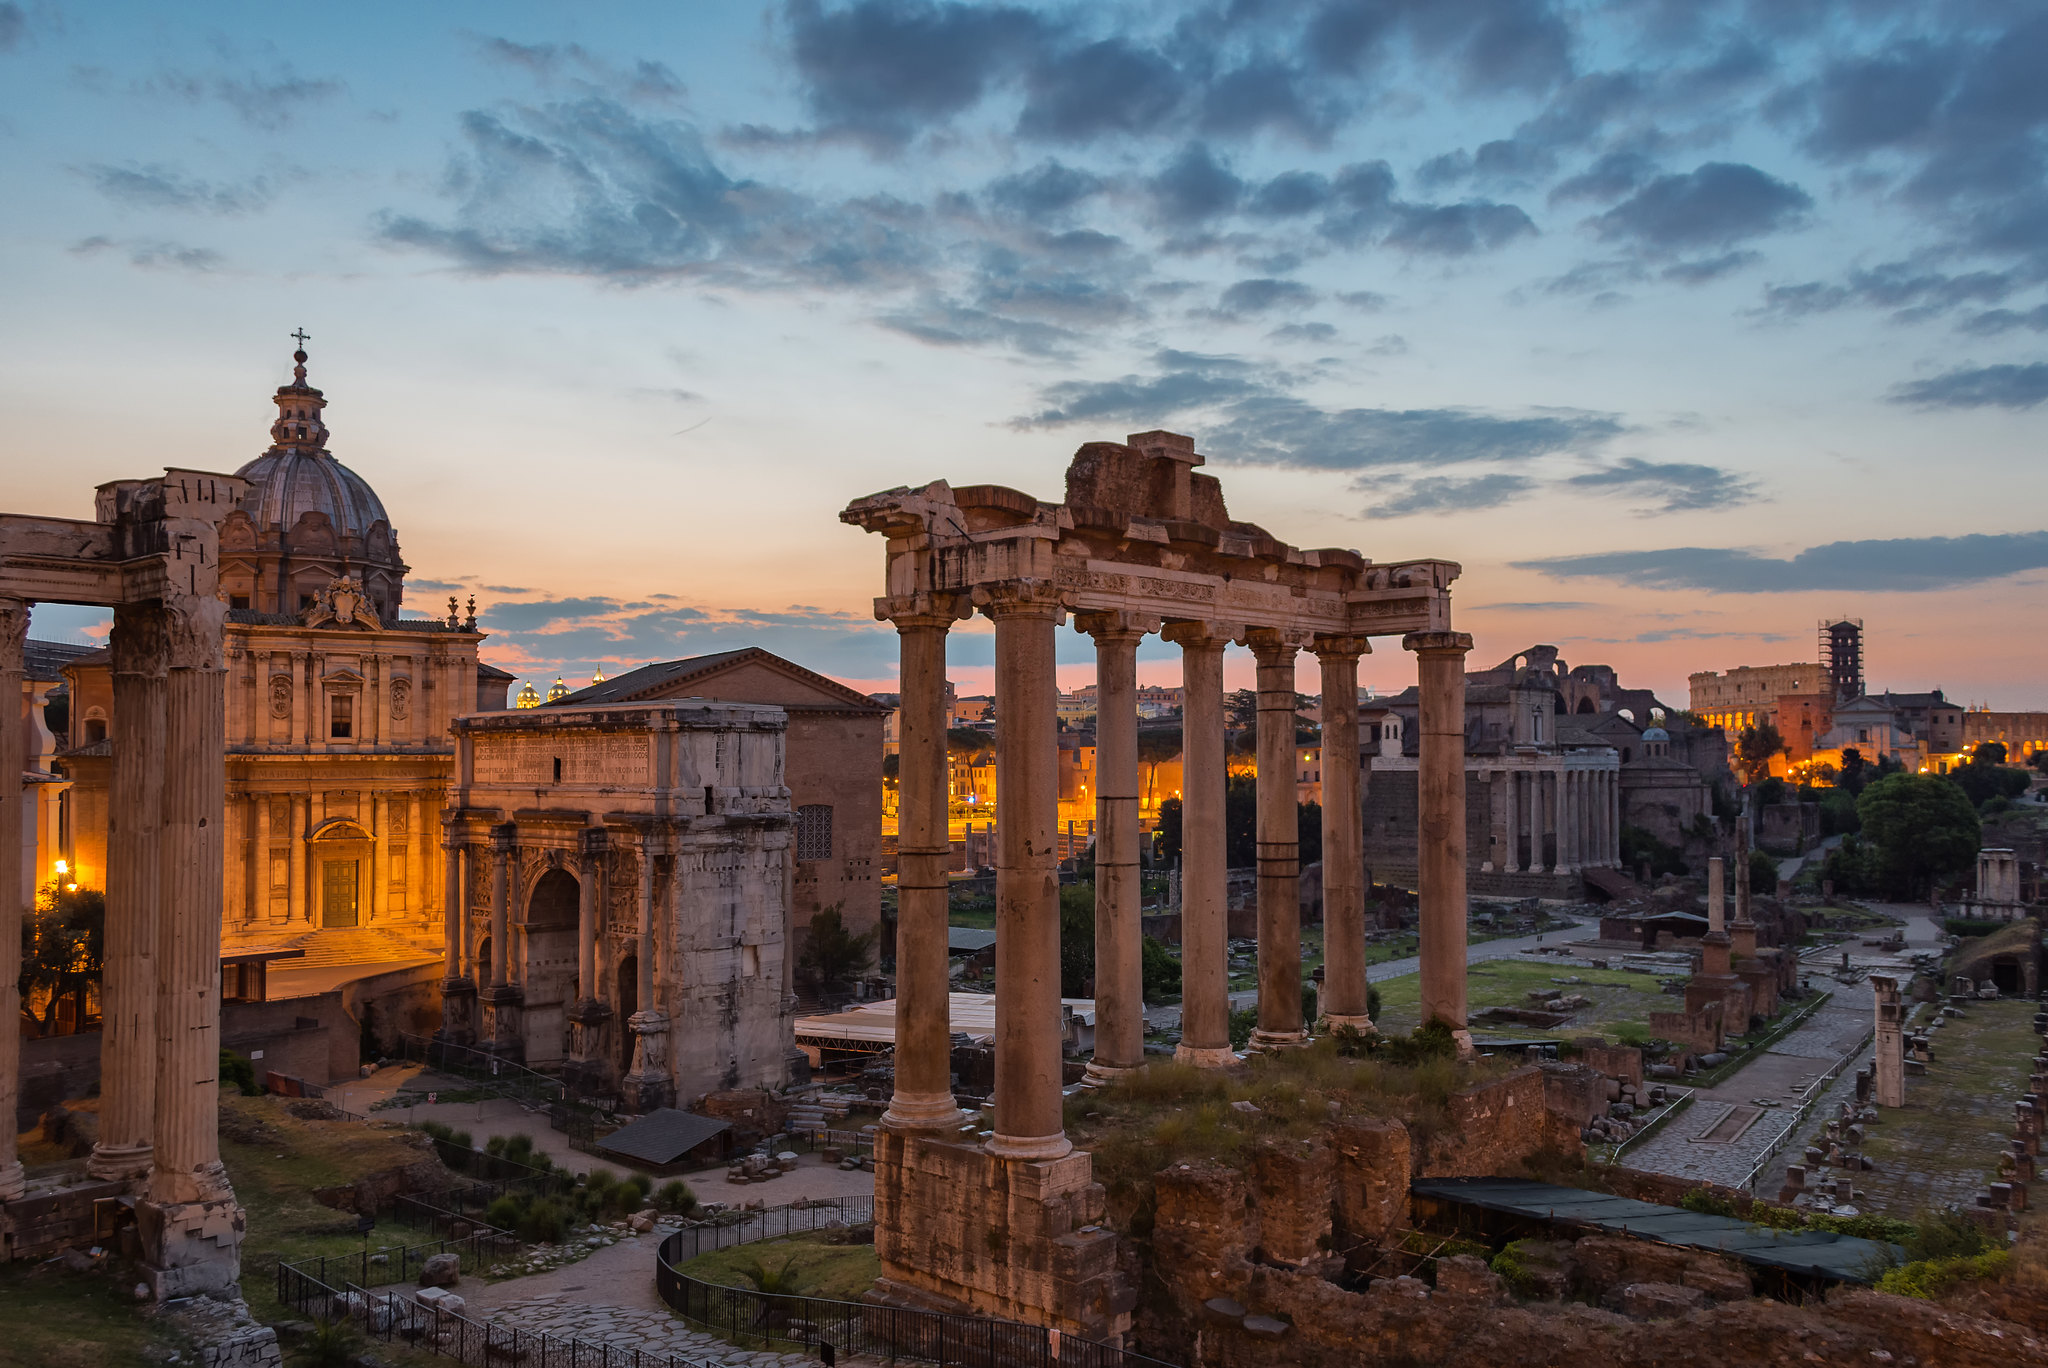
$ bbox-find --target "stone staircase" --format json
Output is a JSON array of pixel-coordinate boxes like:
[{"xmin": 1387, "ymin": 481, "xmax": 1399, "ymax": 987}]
[{"xmin": 238, "ymin": 925, "xmax": 441, "ymax": 971}]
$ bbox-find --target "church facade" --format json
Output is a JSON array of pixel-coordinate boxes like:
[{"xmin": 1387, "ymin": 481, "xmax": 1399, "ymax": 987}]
[{"xmin": 58, "ymin": 344, "xmax": 511, "ymax": 972}]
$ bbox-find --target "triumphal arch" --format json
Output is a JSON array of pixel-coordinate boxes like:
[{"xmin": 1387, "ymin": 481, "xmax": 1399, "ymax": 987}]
[
  {"xmin": 0, "ymin": 469, "xmax": 248, "ymax": 1296},
  {"xmin": 842, "ymin": 430, "xmax": 1471, "ymax": 1339}
]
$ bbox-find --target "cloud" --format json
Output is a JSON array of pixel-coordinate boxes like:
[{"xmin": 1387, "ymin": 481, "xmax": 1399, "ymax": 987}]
[
  {"xmin": 1209, "ymin": 277, "xmax": 1315, "ymax": 318},
  {"xmin": 479, "ymin": 597, "xmax": 623, "ymax": 630},
  {"xmin": 1517, "ymin": 530, "xmax": 2048, "ymax": 592},
  {"xmin": 1565, "ymin": 457, "xmax": 1759, "ymax": 512},
  {"xmin": 1020, "ymin": 36, "xmax": 1186, "ymax": 142},
  {"xmin": 1363, "ymin": 473, "xmax": 1535, "ymax": 518},
  {"xmin": 1888, "ymin": 363, "xmax": 2048, "ymax": 410},
  {"xmin": 1474, "ymin": 600, "xmax": 1597, "ymax": 611},
  {"xmin": 1659, "ymin": 251, "xmax": 1759, "ymax": 285},
  {"xmin": 1758, "ymin": 262, "xmax": 2016, "ymax": 320},
  {"xmin": 1549, "ymin": 150, "xmax": 1656, "ymax": 205},
  {"xmin": 69, "ymin": 236, "xmax": 223, "ymax": 271},
  {"xmin": 473, "ymin": 35, "xmax": 685, "ymax": 103},
  {"xmin": 85, "ymin": 163, "xmax": 275, "ymax": 214},
  {"xmin": 986, "ymin": 160, "xmax": 1103, "ymax": 220},
  {"xmin": 1146, "ymin": 142, "xmax": 1244, "ymax": 226},
  {"xmin": 481, "ymin": 599, "xmax": 901, "ymax": 684},
  {"xmin": 0, "ymin": 4, "xmax": 23, "ymax": 52},
  {"xmin": 1267, "ymin": 321, "xmax": 1337, "ymax": 343},
  {"xmin": 1959, "ymin": 304, "xmax": 2048, "ymax": 335},
  {"xmin": 151, "ymin": 68, "xmax": 342, "ymax": 130},
  {"xmin": 1594, "ymin": 162, "xmax": 1812, "ymax": 251}
]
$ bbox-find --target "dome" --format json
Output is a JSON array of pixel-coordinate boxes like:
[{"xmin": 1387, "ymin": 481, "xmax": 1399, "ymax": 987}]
[
  {"xmin": 235, "ymin": 446, "xmax": 392, "ymax": 543},
  {"xmin": 515, "ymin": 682, "xmax": 541, "ymax": 709},
  {"xmin": 1641, "ymin": 726, "xmax": 1670, "ymax": 741}
]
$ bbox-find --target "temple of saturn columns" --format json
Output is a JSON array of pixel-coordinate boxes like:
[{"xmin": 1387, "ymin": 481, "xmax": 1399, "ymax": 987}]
[
  {"xmin": 841, "ymin": 430, "xmax": 1470, "ymax": 1339},
  {"xmin": 0, "ymin": 470, "xmax": 249, "ymax": 1295}
]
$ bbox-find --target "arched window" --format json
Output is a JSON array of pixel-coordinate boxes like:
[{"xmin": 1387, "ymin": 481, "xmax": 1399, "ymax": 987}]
[{"xmin": 796, "ymin": 804, "xmax": 833, "ymax": 862}]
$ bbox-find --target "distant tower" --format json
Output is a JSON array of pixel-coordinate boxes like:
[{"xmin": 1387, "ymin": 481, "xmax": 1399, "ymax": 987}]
[
  {"xmin": 515, "ymin": 681, "xmax": 541, "ymax": 709},
  {"xmin": 1820, "ymin": 619, "xmax": 1864, "ymax": 700}
]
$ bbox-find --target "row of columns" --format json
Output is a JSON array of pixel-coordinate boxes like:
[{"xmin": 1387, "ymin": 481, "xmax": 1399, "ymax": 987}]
[
  {"xmin": 878, "ymin": 581, "xmax": 1474, "ymax": 1165},
  {"xmin": 228, "ymin": 644, "xmax": 468, "ymax": 750},
  {"xmin": 1492, "ymin": 766, "xmax": 1620, "ymax": 874},
  {"xmin": 0, "ymin": 599, "xmax": 233, "ymax": 1230}
]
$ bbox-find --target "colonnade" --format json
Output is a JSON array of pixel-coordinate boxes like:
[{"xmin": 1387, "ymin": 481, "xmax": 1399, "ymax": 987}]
[
  {"xmin": 878, "ymin": 582, "xmax": 1474, "ymax": 1161},
  {"xmin": 225, "ymin": 787, "xmax": 442, "ymax": 926},
  {"xmin": 1490, "ymin": 764, "xmax": 1620, "ymax": 874}
]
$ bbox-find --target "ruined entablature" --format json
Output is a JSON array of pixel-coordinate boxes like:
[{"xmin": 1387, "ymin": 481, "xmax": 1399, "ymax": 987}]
[{"xmin": 842, "ymin": 431, "xmax": 1459, "ymax": 641}]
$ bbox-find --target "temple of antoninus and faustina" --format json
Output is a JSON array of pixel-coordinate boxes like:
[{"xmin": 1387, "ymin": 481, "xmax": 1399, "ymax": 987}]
[{"xmin": 840, "ymin": 430, "xmax": 1472, "ymax": 1340}]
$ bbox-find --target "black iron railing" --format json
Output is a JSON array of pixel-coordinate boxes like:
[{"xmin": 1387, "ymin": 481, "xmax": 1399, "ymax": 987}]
[{"xmin": 655, "ymin": 1215, "xmax": 1175, "ymax": 1368}]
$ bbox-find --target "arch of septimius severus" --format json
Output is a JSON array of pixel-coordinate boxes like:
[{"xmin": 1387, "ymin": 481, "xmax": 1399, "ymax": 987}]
[
  {"xmin": 0, "ymin": 469, "xmax": 247, "ymax": 1297},
  {"xmin": 842, "ymin": 430, "xmax": 1472, "ymax": 1340}
]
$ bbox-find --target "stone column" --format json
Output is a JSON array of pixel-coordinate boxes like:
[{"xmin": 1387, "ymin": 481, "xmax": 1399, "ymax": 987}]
[
  {"xmin": 1567, "ymin": 771, "xmax": 1583, "ymax": 872},
  {"xmin": 143, "ymin": 595, "xmax": 242, "ymax": 1296},
  {"xmin": 1872, "ymin": 974, "xmax": 1905, "ymax": 1107},
  {"xmin": 369, "ymin": 793, "xmax": 388, "ymax": 923},
  {"xmin": 1316, "ymin": 637, "xmax": 1371, "ymax": 1031},
  {"xmin": 91, "ymin": 602, "xmax": 166, "ymax": 1184},
  {"xmin": 624, "ymin": 838, "xmax": 671, "ymax": 1111},
  {"xmin": 1524, "ymin": 770, "xmax": 1541, "ymax": 875},
  {"xmin": 879, "ymin": 595, "xmax": 970, "ymax": 1130},
  {"xmin": 1731, "ymin": 808, "xmax": 1757, "ymax": 957},
  {"xmin": 567, "ymin": 822, "xmax": 613, "ymax": 1092},
  {"xmin": 1247, "ymin": 630, "xmax": 1307, "ymax": 1050},
  {"xmin": 1701, "ymin": 855, "xmax": 1733, "ymax": 976},
  {"xmin": 482, "ymin": 823, "xmax": 524, "ymax": 1058},
  {"xmin": 1602, "ymin": 771, "xmax": 1616, "ymax": 866},
  {"xmin": 1707, "ymin": 856, "xmax": 1726, "ymax": 933},
  {"xmin": 0, "ymin": 599, "xmax": 26, "ymax": 1199},
  {"xmin": 1166, "ymin": 622, "xmax": 1232, "ymax": 1067},
  {"xmin": 222, "ymin": 792, "xmax": 245, "ymax": 929},
  {"xmin": 1406, "ymin": 631, "xmax": 1473, "ymax": 1040},
  {"xmin": 978, "ymin": 580, "xmax": 1070, "ymax": 1161},
  {"xmin": 1079, "ymin": 612, "xmax": 1149, "ymax": 1085},
  {"xmin": 287, "ymin": 794, "xmax": 307, "ymax": 924},
  {"xmin": 1502, "ymin": 768, "xmax": 1519, "ymax": 873},
  {"xmin": 254, "ymin": 794, "xmax": 273, "ymax": 923},
  {"xmin": 439, "ymin": 821, "xmax": 475, "ymax": 1044},
  {"xmin": 288, "ymin": 651, "xmax": 307, "ymax": 749}
]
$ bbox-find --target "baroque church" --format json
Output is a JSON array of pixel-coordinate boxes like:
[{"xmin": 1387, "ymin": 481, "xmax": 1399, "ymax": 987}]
[{"xmin": 59, "ymin": 343, "xmax": 513, "ymax": 976}]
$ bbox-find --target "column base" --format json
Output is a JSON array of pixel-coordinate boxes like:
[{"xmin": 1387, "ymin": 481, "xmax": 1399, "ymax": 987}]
[
  {"xmin": 1452, "ymin": 1029, "xmax": 1477, "ymax": 1060},
  {"xmin": 1174, "ymin": 1043, "xmax": 1237, "ymax": 1068},
  {"xmin": 984, "ymin": 1130, "xmax": 1075, "ymax": 1162},
  {"xmin": 480, "ymin": 983, "xmax": 525, "ymax": 1061},
  {"xmin": 622, "ymin": 1008, "xmax": 671, "ymax": 1113},
  {"xmin": 86, "ymin": 1142, "xmax": 154, "ymax": 1183},
  {"xmin": 1248, "ymin": 1029, "xmax": 1310, "ymax": 1052},
  {"xmin": 1080, "ymin": 1061, "xmax": 1139, "ymax": 1088},
  {"xmin": 1320, "ymin": 1014, "xmax": 1377, "ymax": 1034},
  {"xmin": 438, "ymin": 976, "xmax": 478, "ymax": 1046},
  {"xmin": 137, "ymin": 1165, "xmax": 244, "ymax": 1300},
  {"xmin": 882, "ymin": 1091, "xmax": 968, "ymax": 1134}
]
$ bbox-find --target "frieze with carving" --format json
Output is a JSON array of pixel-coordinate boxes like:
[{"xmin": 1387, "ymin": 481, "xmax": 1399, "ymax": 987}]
[
  {"xmin": 268, "ymin": 675, "xmax": 293, "ymax": 718},
  {"xmin": 389, "ymin": 676, "xmax": 411, "ymax": 721}
]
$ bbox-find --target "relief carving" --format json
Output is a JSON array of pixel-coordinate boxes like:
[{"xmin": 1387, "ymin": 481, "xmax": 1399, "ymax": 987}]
[
  {"xmin": 389, "ymin": 676, "xmax": 411, "ymax": 720},
  {"xmin": 269, "ymin": 675, "xmax": 293, "ymax": 718}
]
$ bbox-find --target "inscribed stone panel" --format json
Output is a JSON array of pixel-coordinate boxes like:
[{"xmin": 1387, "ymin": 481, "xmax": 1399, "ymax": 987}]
[{"xmin": 473, "ymin": 732, "xmax": 652, "ymax": 787}]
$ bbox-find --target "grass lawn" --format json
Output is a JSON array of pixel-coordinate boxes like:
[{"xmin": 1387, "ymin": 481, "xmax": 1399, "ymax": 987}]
[
  {"xmin": 0, "ymin": 1261, "xmax": 184, "ymax": 1368},
  {"xmin": 677, "ymin": 1230, "xmax": 881, "ymax": 1303},
  {"xmin": 1372, "ymin": 958, "xmax": 1673, "ymax": 1043}
]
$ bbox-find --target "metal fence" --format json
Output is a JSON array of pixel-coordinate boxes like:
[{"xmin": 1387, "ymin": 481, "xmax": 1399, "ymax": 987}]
[
  {"xmin": 664, "ymin": 1196, "xmax": 874, "ymax": 1264},
  {"xmin": 278, "ymin": 1231, "xmax": 718, "ymax": 1368},
  {"xmin": 396, "ymin": 1033, "xmax": 567, "ymax": 1106},
  {"xmin": 655, "ymin": 1217, "xmax": 1176, "ymax": 1368},
  {"xmin": 1742, "ymin": 1026, "xmax": 1876, "ymax": 1193}
]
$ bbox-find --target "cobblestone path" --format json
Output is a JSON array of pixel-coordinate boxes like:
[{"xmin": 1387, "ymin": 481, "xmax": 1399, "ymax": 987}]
[{"xmin": 484, "ymin": 1292, "xmax": 814, "ymax": 1368}]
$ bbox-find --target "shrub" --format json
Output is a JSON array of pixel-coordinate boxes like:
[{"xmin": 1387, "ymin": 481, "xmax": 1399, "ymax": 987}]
[
  {"xmin": 655, "ymin": 1180, "xmax": 698, "ymax": 1215},
  {"xmin": 1140, "ymin": 935, "xmax": 1182, "ymax": 1000},
  {"xmin": 218, "ymin": 1049, "xmax": 261, "ymax": 1097},
  {"xmin": 301, "ymin": 1318, "xmax": 361, "ymax": 1368},
  {"xmin": 1680, "ymin": 1188, "xmax": 1740, "ymax": 1219},
  {"xmin": 1876, "ymin": 1250, "xmax": 2009, "ymax": 1300},
  {"xmin": 1227, "ymin": 1007, "xmax": 1258, "ymax": 1050},
  {"xmin": 519, "ymin": 1196, "xmax": 570, "ymax": 1244},
  {"xmin": 623, "ymin": 1172, "xmax": 654, "ymax": 1202},
  {"xmin": 1902, "ymin": 1210, "xmax": 1991, "ymax": 1263},
  {"xmin": 483, "ymin": 1194, "xmax": 526, "ymax": 1233}
]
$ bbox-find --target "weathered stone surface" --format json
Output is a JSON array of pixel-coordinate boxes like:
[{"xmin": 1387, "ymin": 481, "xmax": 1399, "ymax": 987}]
[
  {"xmin": 1433, "ymin": 1254, "xmax": 1506, "ymax": 1303},
  {"xmin": 418, "ymin": 1252, "xmax": 461, "ymax": 1287},
  {"xmin": 1615, "ymin": 1281, "xmax": 1708, "ymax": 1319},
  {"xmin": 1248, "ymin": 1139, "xmax": 1332, "ymax": 1267}
]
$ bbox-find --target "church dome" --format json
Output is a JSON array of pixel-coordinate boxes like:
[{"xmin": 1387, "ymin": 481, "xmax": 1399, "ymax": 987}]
[
  {"xmin": 1641, "ymin": 726, "xmax": 1670, "ymax": 741},
  {"xmin": 218, "ymin": 337, "xmax": 409, "ymax": 618}
]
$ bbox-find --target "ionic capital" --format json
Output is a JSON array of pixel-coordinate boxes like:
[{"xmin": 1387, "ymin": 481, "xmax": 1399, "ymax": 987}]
[
  {"xmin": 1072, "ymin": 609, "xmax": 1157, "ymax": 643},
  {"xmin": 1402, "ymin": 630, "xmax": 1474, "ymax": 658},
  {"xmin": 1312, "ymin": 633, "xmax": 1374, "ymax": 660},
  {"xmin": 1161, "ymin": 618, "xmax": 1239, "ymax": 649},
  {"xmin": 1244, "ymin": 625, "xmax": 1313, "ymax": 665},
  {"xmin": 875, "ymin": 592, "xmax": 973, "ymax": 631},
  {"xmin": 972, "ymin": 577, "xmax": 1064, "ymax": 621}
]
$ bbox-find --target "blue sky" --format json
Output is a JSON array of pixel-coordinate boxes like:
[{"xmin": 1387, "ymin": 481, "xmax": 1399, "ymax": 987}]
[{"xmin": 4, "ymin": 1, "xmax": 2045, "ymax": 706}]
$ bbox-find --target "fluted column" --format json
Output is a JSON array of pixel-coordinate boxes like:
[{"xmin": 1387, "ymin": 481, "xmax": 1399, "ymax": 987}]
[
  {"xmin": 0, "ymin": 599, "xmax": 27, "ymax": 1199},
  {"xmin": 1315, "ymin": 636, "xmax": 1371, "ymax": 1031},
  {"xmin": 369, "ymin": 793, "xmax": 388, "ymax": 923},
  {"xmin": 1560, "ymin": 770, "xmax": 1578, "ymax": 874},
  {"xmin": 979, "ymin": 580, "xmax": 1070, "ymax": 1162},
  {"xmin": 576, "ymin": 828, "xmax": 603, "ymax": 1002},
  {"xmin": 150, "ymin": 597, "xmax": 235, "ymax": 1207},
  {"xmin": 489, "ymin": 828, "xmax": 512, "ymax": 988},
  {"xmin": 624, "ymin": 836, "xmax": 670, "ymax": 1110},
  {"xmin": 287, "ymin": 794, "xmax": 307, "ymax": 924},
  {"xmin": 1246, "ymin": 630, "xmax": 1306, "ymax": 1050},
  {"xmin": 1502, "ymin": 768, "xmax": 1519, "ymax": 873},
  {"xmin": 1524, "ymin": 770, "xmax": 1540, "ymax": 875},
  {"xmin": 254, "ymin": 794, "xmax": 273, "ymax": 922},
  {"xmin": 1407, "ymin": 631, "xmax": 1472, "ymax": 1039},
  {"xmin": 223, "ymin": 792, "xmax": 246, "ymax": 928},
  {"xmin": 1166, "ymin": 622, "xmax": 1231, "ymax": 1067},
  {"xmin": 1079, "ymin": 613, "xmax": 1149, "ymax": 1083},
  {"xmin": 91, "ymin": 602, "xmax": 165, "ymax": 1184},
  {"xmin": 880, "ymin": 595, "xmax": 971, "ymax": 1131}
]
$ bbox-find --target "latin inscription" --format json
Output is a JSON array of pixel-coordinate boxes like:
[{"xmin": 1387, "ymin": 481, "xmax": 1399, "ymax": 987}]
[{"xmin": 473, "ymin": 733, "xmax": 652, "ymax": 787}]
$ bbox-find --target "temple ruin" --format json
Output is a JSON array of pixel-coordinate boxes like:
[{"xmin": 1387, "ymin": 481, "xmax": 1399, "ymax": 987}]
[
  {"xmin": 841, "ymin": 430, "xmax": 1471, "ymax": 1338},
  {"xmin": 0, "ymin": 468, "xmax": 248, "ymax": 1295}
]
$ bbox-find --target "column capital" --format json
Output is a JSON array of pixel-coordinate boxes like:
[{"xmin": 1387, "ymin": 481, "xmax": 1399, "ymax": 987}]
[
  {"xmin": 1161, "ymin": 618, "xmax": 1239, "ymax": 648},
  {"xmin": 1403, "ymin": 630, "xmax": 1474, "ymax": 657},
  {"xmin": 0, "ymin": 596, "xmax": 28, "ymax": 659},
  {"xmin": 1072, "ymin": 609, "xmax": 1157, "ymax": 641},
  {"xmin": 1311, "ymin": 633, "xmax": 1374, "ymax": 660},
  {"xmin": 491, "ymin": 822, "xmax": 518, "ymax": 853},
  {"xmin": 1244, "ymin": 626, "xmax": 1313, "ymax": 663},
  {"xmin": 875, "ymin": 592, "xmax": 973, "ymax": 629},
  {"xmin": 972, "ymin": 577, "xmax": 1064, "ymax": 620},
  {"xmin": 578, "ymin": 824, "xmax": 610, "ymax": 865}
]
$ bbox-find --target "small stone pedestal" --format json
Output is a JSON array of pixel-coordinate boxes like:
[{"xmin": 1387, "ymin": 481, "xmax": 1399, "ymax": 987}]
[
  {"xmin": 622, "ymin": 1009, "xmax": 674, "ymax": 1113},
  {"xmin": 563, "ymin": 999, "xmax": 616, "ymax": 1097},
  {"xmin": 869, "ymin": 1128, "xmax": 1134, "ymax": 1343},
  {"xmin": 437, "ymin": 976, "xmax": 478, "ymax": 1048},
  {"xmin": 479, "ymin": 984, "xmax": 526, "ymax": 1065}
]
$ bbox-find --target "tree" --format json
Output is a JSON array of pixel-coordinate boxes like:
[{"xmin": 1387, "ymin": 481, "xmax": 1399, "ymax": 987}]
[
  {"xmin": 1733, "ymin": 723, "xmax": 1785, "ymax": 786},
  {"xmin": 1950, "ymin": 746, "xmax": 2031, "ymax": 809},
  {"xmin": 1141, "ymin": 935, "xmax": 1181, "ymax": 1001},
  {"xmin": 1059, "ymin": 883, "xmax": 1095, "ymax": 998},
  {"xmin": 1855, "ymin": 773, "xmax": 1981, "ymax": 899},
  {"xmin": 946, "ymin": 727, "xmax": 994, "ymax": 758},
  {"xmin": 18, "ymin": 882, "xmax": 104, "ymax": 1034},
  {"xmin": 1838, "ymin": 747, "xmax": 1869, "ymax": 794},
  {"xmin": 1747, "ymin": 849, "xmax": 1779, "ymax": 895},
  {"xmin": 795, "ymin": 905, "xmax": 875, "ymax": 992},
  {"xmin": 1975, "ymin": 741, "xmax": 2009, "ymax": 766}
]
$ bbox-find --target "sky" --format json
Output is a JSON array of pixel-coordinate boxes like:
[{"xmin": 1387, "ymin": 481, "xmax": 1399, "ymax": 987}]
[{"xmin": 3, "ymin": 0, "xmax": 2045, "ymax": 708}]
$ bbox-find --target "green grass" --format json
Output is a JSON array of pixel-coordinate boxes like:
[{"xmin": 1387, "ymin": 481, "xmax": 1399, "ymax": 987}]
[
  {"xmin": 0, "ymin": 1262, "xmax": 182, "ymax": 1368},
  {"xmin": 676, "ymin": 1230, "xmax": 881, "ymax": 1302},
  {"xmin": 1373, "ymin": 959, "xmax": 1673, "ymax": 1043}
]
